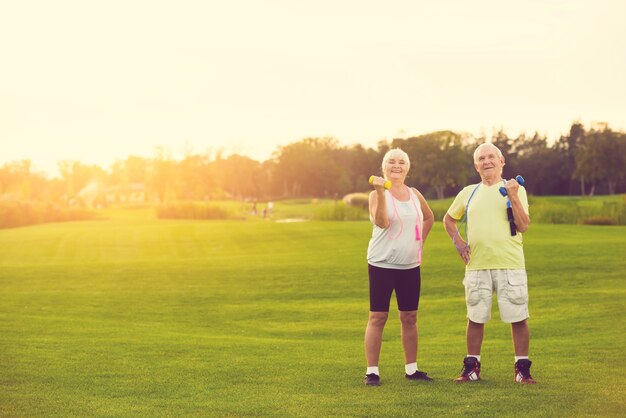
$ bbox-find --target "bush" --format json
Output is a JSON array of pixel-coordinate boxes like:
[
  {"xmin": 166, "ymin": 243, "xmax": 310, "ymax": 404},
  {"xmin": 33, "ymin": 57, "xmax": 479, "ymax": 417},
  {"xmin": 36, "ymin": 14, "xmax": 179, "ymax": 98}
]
[
  {"xmin": 425, "ymin": 195, "xmax": 626, "ymax": 226},
  {"xmin": 156, "ymin": 202, "xmax": 230, "ymax": 220},
  {"xmin": 529, "ymin": 197, "xmax": 626, "ymax": 225},
  {"xmin": 343, "ymin": 193, "xmax": 369, "ymax": 209},
  {"xmin": 530, "ymin": 202, "xmax": 579, "ymax": 224},
  {"xmin": 428, "ymin": 198, "xmax": 454, "ymax": 222},
  {"xmin": 581, "ymin": 216, "xmax": 617, "ymax": 225},
  {"xmin": 0, "ymin": 200, "xmax": 99, "ymax": 229},
  {"xmin": 620, "ymin": 196, "xmax": 626, "ymax": 224},
  {"xmin": 314, "ymin": 201, "xmax": 368, "ymax": 221}
]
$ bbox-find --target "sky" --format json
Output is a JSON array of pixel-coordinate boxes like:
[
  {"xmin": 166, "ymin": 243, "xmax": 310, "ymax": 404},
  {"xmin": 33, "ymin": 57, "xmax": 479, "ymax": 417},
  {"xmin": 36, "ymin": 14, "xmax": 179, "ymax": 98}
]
[{"xmin": 1, "ymin": 0, "xmax": 625, "ymax": 176}]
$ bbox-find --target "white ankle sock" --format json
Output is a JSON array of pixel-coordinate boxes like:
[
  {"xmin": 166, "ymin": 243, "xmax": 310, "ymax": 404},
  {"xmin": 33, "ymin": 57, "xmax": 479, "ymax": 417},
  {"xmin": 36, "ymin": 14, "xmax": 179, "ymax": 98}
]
[
  {"xmin": 366, "ymin": 366, "xmax": 379, "ymax": 376},
  {"xmin": 405, "ymin": 362, "xmax": 418, "ymax": 374},
  {"xmin": 467, "ymin": 354, "xmax": 481, "ymax": 362},
  {"xmin": 515, "ymin": 356, "xmax": 528, "ymax": 363}
]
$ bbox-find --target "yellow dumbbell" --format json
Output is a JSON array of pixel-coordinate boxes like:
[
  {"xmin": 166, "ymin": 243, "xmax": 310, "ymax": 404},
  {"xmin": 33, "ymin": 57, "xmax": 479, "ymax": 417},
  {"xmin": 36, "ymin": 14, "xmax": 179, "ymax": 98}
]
[{"xmin": 369, "ymin": 176, "xmax": 391, "ymax": 189}]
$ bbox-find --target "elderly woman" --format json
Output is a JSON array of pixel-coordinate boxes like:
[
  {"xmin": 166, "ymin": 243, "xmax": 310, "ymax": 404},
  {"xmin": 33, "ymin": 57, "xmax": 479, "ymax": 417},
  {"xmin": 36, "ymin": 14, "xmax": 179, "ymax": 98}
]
[{"xmin": 363, "ymin": 148, "xmax": 435, "ymax": 386}]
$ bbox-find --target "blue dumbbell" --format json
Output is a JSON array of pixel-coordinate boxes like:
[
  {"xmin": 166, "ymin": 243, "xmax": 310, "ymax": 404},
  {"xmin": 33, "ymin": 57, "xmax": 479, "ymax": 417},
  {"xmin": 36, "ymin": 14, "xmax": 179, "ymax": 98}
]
[{"xmin": 499, "ymin": 175, "xmax": 525, "ymax": 196}]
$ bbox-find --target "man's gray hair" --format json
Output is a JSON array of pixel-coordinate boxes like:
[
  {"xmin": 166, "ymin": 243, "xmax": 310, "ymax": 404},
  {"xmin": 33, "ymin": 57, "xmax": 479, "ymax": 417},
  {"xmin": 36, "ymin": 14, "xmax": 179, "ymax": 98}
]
[{"xmin": 473, "ymin": 143, "xmax": 503, "ymax": 162}]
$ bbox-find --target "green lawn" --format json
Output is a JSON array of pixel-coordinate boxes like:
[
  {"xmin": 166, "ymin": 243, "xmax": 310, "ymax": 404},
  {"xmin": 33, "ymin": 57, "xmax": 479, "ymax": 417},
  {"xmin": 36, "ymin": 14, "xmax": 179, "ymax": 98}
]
[{"xmin": 0, "ymin": 213, "xmax": 625, "ymax": 416}]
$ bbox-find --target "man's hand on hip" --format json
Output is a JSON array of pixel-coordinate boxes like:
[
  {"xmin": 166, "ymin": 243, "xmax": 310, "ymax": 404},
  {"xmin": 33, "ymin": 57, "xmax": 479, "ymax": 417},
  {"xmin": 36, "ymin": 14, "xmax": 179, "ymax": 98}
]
[{"xmin": 455, "ymin": 240, "xmax": 471, "ymax": 264}]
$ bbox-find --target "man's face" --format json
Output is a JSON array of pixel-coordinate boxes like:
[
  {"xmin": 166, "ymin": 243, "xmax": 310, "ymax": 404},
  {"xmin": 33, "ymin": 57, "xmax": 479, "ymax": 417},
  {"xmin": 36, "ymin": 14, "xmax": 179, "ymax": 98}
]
[{"xmin": 474, "ymin": 145, "xmax": 505, "ymax": 178}]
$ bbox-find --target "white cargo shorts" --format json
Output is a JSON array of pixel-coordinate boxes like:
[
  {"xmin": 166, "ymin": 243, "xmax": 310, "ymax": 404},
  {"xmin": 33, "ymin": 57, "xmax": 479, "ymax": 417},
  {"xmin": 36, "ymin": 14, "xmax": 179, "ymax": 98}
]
[{"xmin": 462, "ymin": 269, "xmax": 530, "ymax": 324}]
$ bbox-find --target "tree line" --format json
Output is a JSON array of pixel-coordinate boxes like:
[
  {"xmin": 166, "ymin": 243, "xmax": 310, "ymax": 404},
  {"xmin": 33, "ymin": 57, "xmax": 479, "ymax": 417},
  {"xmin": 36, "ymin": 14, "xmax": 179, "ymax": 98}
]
[{"xmin": 1, "ymin": 122, "xmax": 625, "ymax": 204}]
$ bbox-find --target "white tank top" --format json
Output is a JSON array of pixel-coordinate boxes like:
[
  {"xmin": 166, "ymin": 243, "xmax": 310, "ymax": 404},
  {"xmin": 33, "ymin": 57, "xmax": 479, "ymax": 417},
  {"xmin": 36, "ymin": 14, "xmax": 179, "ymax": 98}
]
[{"xmin": 367, "ymin": 187, "xmax": 424, "ymax": 269}]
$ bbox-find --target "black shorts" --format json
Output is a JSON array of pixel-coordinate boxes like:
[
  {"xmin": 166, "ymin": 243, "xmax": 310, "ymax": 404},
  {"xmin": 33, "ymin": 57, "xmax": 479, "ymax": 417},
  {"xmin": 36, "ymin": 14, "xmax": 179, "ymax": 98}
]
[{"xmin": 368, "ymin": 264, "xmax": 421, "ymax": 312}]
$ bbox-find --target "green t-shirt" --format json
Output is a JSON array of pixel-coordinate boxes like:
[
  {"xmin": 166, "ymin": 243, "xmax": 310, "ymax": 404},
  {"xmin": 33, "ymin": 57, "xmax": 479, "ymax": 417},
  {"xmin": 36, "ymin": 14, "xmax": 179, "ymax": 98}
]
[{"xmin": 447, "ymin": 182, "xmax": 529, "ymax": 270}]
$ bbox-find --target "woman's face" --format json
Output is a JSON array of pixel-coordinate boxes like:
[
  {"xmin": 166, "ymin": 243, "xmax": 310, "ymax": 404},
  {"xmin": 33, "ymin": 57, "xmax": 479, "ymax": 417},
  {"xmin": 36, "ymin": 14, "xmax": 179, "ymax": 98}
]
[{"xmin": 384, "ymin": 155, "xmax": 409, "ymax": 181}]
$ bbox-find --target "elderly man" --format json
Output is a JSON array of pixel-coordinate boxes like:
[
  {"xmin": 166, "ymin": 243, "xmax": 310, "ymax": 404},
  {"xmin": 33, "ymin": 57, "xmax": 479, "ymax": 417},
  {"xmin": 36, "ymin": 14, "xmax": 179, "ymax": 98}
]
[{"xmin": 443, "ymin": 143, "xmax": 537, "ymax": 384}]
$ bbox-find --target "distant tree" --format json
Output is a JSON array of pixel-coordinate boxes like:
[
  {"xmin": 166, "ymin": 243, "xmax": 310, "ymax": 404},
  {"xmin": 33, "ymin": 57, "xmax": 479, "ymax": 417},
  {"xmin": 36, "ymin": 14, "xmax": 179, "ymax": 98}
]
[
  {"xmin": 491, "ymin": 129, "xmax": 516, "ymax": 165},
  {"xmin": 260, "ymin": 159, "xmax": 279, "ymax": 198},
  {"xmin": 598, "ymin": 129, "xmax": 626, "ymax": 195},
  {"xmin": 376, "ymin": 139, "xmax": 390, "ymax": 156},
  {"xmin": 272, "ymin": 137, "xmax": 342, "ymax": 197},
  {"xmin": 614, "ymin": 132, "xmax": 626, "ymax": 194},
  {"xmin": 110, "ymin": 156, "xmax": 148, "ymax": 186},
  {"xmin": 57, "ymin": 161, "xmax": 107, "ymax": 201},
  {"xmin": 3, "ymin": 120, "xmax": 625, "ymax": 204},
  {"xmin": 574, "ymin": 126, "xmax": 626, "ymax": 195},
  {"xmin": 218, "ymin": 154, "xmax": 265, "ymax": 200},
  {"xmin": 557, "ymin": 121, "xmax": 586, "ymax": 194},
  {"xmin": 177, "ymin": 154, "xmax": 212, "ymax": 200},
  {"xmin": 0, "ymin": 161, "xmax": 26, "ymax": 197},
  {"xmin": 341, "ymin": 144, "xmax": 380, "ymax": 193},
  {"xmin": 392, "ymin": 131, "xmax": 475, "ymax": 199},
  {"xmin": 0, "ymin": 160, "xmax": 48, "ymax": 200},
  {"xmin": 512, "ymin": 133, "xmax": 565, "ymax": 195},
  {"xmin": 147, "ymin": 148, "xmax": 177, "ymax": 203}
]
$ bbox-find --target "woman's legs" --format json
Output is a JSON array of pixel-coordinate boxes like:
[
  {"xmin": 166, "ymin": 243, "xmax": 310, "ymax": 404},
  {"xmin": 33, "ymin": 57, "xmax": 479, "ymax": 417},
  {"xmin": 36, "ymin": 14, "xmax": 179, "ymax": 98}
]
[
  {"xmin": 395, "ymin": 267, "xmax": 421, "ymax": 365},
  {"xmin": 399, "ymin": 310, "xmax": 417, "ymax": 364},
  {"xmin": 366, "ymin": 265, "xmax": 394, "ymax": 369},
  {"xmin": 365, "ymin": 311, "xmax": 389, "ymax": 366}
]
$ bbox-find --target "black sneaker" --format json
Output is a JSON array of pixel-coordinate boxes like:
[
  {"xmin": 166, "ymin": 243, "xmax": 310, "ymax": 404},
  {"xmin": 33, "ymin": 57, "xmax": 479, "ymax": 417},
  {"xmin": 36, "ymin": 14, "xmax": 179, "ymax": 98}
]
[
  {"xmin": 405, "ymin": 370, "xmax": 433, "ymax": 381},
  {"xmin": 514, "ymin": 359, "xmax": 537, "ymax": 384},
  {"xmin": 364, "ymin": 373, "xmax": 380, "ymax": 386},
  {"xmin": 454, "ymin": 357, "xmax": 481, "ymax": 382}
]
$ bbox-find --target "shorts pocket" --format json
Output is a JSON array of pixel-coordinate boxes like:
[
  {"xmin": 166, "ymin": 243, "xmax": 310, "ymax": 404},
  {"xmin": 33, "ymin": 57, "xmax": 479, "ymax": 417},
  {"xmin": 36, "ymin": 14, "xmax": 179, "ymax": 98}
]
[
  {"xmin": 463, "ymin": 272, "xmax": 481, "ymax": 306},
  {"xmin": 506, "ymin": 270, "xmax": 528, "ymax": 305}
]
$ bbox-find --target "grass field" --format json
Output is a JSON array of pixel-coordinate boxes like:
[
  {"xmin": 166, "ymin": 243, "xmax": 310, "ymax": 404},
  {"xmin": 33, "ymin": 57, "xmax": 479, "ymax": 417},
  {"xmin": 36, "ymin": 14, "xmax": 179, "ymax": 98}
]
[{"xmin": 1, "ymin": 209, "xmax": 625, "ymax": 416}]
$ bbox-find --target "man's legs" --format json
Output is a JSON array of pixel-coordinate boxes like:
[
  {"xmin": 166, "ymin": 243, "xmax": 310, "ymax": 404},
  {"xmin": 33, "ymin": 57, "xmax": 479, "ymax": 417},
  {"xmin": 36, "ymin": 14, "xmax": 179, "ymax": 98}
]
[
  {"xmin": 511, "ymin": 319, "xmax": 537, "ymax": 383},
  {"xmin": 467, "ymin": 319, "xmax": 484, "ymax": 355},
  {"xmin": 455, "ymin": 320, "xmax": 484, "ymax": 382},
  {"xmin": 511, "ymin": 319, "xmax": 529, "ymax": 356},
  {"xmin": 456, "ymin": 269, "xmax": 491, "ymax": 382},
  {"xmin": 498, "ymin": 269, "xmax": 537, "ymax": 384}
]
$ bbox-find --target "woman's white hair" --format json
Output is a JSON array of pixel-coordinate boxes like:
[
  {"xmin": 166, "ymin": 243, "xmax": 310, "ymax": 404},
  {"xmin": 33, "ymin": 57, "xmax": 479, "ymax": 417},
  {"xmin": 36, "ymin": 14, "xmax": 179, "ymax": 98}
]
[{"xmin": 381, "ymin": 148, "xmax": 410, "ymax": 179}]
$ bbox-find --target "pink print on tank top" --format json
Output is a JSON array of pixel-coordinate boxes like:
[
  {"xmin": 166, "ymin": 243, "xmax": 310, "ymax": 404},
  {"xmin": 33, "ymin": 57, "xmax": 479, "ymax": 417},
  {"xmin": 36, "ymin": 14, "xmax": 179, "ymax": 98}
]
[{"xmin": 388, "ymin": 186, "xmax": 423, "ymax": 264}]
